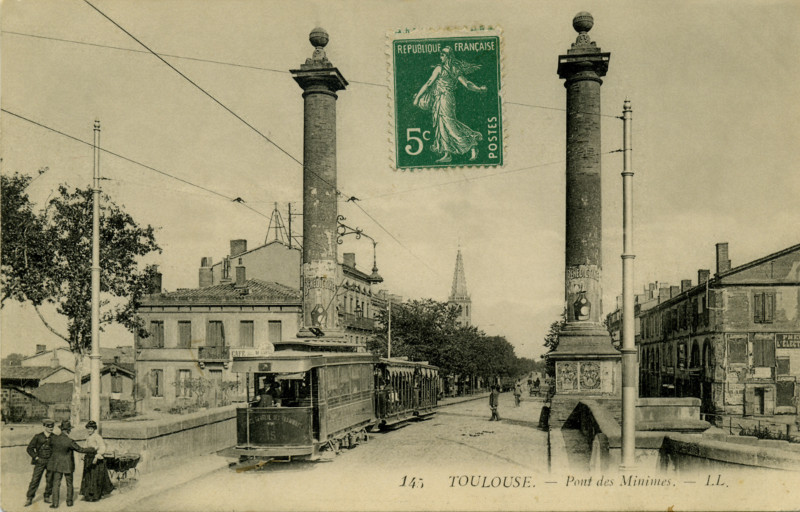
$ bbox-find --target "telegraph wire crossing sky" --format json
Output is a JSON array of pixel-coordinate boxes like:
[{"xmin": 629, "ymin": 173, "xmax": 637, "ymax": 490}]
[{"xmin": 1, "ymin": 1, "xmax": 799, "ymax": 360}]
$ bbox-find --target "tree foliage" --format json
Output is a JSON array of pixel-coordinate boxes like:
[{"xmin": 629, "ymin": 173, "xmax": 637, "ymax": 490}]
[
  {"xmin": 1, "ymin": 173, "xmax": 161, "ymax": 423},
  {"xmin": 541, "ymin": 314, "xmax": 566, "ymax": 378},
  {"xmin": 368, "ymin": 298, "xmax": 529, "ymax": 384}
]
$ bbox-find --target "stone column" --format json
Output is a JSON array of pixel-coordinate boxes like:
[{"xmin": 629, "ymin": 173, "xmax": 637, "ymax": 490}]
[
  {"xmin": 549, "ymin": 13, "xmax": 621, "ymax": 429},
  {"xmin": 291, "ymin": 28, "xmax": 348, "ymax": 341}
]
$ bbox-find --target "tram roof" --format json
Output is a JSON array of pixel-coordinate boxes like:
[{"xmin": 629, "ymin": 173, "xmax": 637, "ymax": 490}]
[{"xmin": 231, "ymin": 349, "xmax": 376, "ymax": 374}]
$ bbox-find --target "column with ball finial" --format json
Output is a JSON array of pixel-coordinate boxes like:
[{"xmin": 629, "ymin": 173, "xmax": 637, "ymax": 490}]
[
  {"xmin": 548, "ymin": 12, "xmax": 621, "ymax": 429},
  {"xmin": 290, "ymin": 28, "xmax": 354, "ymax": 348}
]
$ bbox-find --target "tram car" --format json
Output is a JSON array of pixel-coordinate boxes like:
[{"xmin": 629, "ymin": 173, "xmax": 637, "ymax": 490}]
[{"xmin": 225, "ymin": 350, "xmax": 438, "ymax": 462}]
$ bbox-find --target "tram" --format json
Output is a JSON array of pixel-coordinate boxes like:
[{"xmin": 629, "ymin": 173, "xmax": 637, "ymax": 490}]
[{"xmin": 224, "ymin": 350, "xmax": 439, "ymax": 462}]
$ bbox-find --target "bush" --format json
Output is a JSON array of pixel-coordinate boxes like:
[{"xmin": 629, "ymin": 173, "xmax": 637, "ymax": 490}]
[{"xmin": 738, "ymin": 424, "xmax": 798, "ymax": 443}]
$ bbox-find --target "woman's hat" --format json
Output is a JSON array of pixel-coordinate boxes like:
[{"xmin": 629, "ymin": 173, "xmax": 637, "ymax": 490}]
[{"xmin": 85, "ymin": 420, "xmax": 98, "ymax": 430}]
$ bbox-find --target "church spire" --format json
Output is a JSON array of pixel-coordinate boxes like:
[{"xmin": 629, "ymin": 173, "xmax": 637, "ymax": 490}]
[{"xmin": 448, "ymin": 249, "xmax": 471, "ymax": 326}]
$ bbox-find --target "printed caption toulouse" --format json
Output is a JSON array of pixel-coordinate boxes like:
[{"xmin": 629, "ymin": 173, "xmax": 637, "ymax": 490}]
[{"xmin": 449, "ymin": 475, "xmax": 535, "ymax": 488}]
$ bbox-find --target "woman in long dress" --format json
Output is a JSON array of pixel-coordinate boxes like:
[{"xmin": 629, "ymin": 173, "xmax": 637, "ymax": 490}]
[
  {"xmin": 80, "ymin": 421, "xmax": 114, "ymax": 501},
  {"xmin": 413, "ymin": 46, "xmax": 487, "ymax": 163}
]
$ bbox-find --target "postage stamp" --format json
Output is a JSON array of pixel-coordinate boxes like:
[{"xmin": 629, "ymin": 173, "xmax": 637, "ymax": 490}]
[{"xmin": 389, "ymin": 27, "xmax": 504, "ymax": 170}]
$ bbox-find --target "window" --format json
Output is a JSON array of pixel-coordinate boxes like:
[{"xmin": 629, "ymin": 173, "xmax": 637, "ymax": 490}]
[
  {"xmin": 148, "ymin": 321, "xmax": 164, "ymax": 348},
  {"xmin": 777, "ymin": 357, "xmax": 791, "ymax": 376},
  {"xmin": 176, "ymin": 369, "xmax": 191, "ymax": 397},
  {"xmin": 753, "ymin": 292, "xmax": 776, "ymax": 324},
  {"xmin": 753, "ymin": 336, "xmax": 776, "ymax": 367},
  {"xmin": 268, "ymin": 321, "xmax": 282, "ymax": 343},
  {"xmin": 111, "ymin": 374, "xmax": 123, "ymax": 394},
  {"xmin": 150, "ymin": 369, "xmax": 164, "ymax": 397},
  {"xmin": 178, "ymin": 321, "xmax": 192, "ymax": 348},
  {"xmin": 728, "ymin": 336, "xmax": 748, "ymax": 364},
  {"xmin": 239, "ymin": 321, "xmax": 254, "ymax": 347},
  {"xmin": 777, "ymin": 381, "xmax": 795, "ymax": 408},
  {"xmin": 206, "ymin": 321, "xmax": 225, "ymax": 347}
]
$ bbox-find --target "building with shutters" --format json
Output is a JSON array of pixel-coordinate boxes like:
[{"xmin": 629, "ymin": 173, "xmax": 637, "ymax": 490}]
[
  {"xmin": 134, "ymin": 271, "xmax": 302, "ymax": 412},
  {"xmin": 627, "ymin": 242, "xmax": 800, "ymax": 421}
]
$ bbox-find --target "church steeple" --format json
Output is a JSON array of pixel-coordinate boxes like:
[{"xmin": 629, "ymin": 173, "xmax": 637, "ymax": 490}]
[{"xmin": 448, "ymin": 249, "xmax": 471, "ymax": 326}]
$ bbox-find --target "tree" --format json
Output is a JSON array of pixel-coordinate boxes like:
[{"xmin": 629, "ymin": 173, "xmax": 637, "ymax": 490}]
[
  {"xmin": 542, "ymin": 314, "xmax": 566, "ymax": 378},
  {"xmin": 1, "ymin": 174, "xmax": 161, "ymax": 424},
  {"xmin": 1, "ymin": 353, "xmax": 25, "ymax": 366}
]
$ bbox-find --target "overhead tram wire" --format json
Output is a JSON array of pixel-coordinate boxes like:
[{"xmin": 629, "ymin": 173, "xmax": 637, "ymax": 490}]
[
  {"xmin": 1, "ymin": 108, "xmax": 272, "ymax": 221},
  {"xmin": 1, "ymin": 30, "xmax": 386, "ymax": 88},
  {"xmin": 5, "ymin": 30, "xmax": 619, "ymax": 116},
  {"xmin": 81, "ymin": 0, "xmax": 439, "ymax": 277}
]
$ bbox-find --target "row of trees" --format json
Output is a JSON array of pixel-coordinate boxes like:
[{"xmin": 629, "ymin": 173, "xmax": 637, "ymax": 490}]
[
  {"xmin": 366, "ymin": 299, "xmax": 541, "ymax": 388},
  {"xmin": 1, "ymin": 171, "xmax": 160, "ymax": 424}
]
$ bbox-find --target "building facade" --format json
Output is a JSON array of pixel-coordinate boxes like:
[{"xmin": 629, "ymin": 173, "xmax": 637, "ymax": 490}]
[
  {"xmin": 135, "ymin": 242, "xmax": 388, "ymax": 411},
  {"xmin": 613, "ymin": 243, "xmax": 800, "ymax": 420}
]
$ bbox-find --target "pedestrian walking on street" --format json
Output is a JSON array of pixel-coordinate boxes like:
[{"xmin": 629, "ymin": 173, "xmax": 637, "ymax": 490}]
[
  {"xmin": 513, "ymin": 381, "xmax": 523, "ymax": 407},
  {"xmin": 24, "ymin": 418, "xmax": 56, "ymax": 507},
  {"xmin": 489, "ymin": 385, "xmax": 501, "ymax": 421},
  {"xmin": 47, "ymin": 420, "xmax": 91, "ymax": 508},
  {"xmin": 79, "ymin": 421, "xmax": 115, "ymax": 502}
]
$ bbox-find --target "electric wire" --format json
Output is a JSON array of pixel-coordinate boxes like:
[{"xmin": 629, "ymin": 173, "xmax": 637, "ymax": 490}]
[{"xmin": 1, "ymin": 30, "xmax": 386, "ymax": 88}]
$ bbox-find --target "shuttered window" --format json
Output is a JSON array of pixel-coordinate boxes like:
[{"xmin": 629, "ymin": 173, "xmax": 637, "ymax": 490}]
[
  {"xmin": 239, "ymin": 321, "xmax": 254, "ymax": 348},
  {"xmin": 728, "ymin": 337, "xmax": 747, "ymax": 364},
  {"xmin": 268, "ymin": 321, "xmax": 282, "ymax": 343},
  {"xmin": 206, "ymin": 321, "xmax": 225, "ymax": 347},
  {"xmin": 148, "ymin": 321, "xmax": 164, "ymax": 348},
  {"xmin": 150, "ymin": 369, "xmax": 163, "ymax": 397},
  {"xmin": 753, "ymin": 337, "xmax": 776, "ymax": 367},
  {"xmin": 753, "ymin": 292, "xmax": 776, "ymax": 324},
  {"xmin": 777, "ymin": 381, "xmax": 795, "ymax": 408},
  {"xmin": 178, "ymin": 321, "xmax": 192, "ymax": 348}
]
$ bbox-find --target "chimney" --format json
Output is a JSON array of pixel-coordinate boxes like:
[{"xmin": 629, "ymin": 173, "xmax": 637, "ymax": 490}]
[
  {"xmin": 681, "ymin": 279, "xmax": 692, "ymax": 292},
  {"xmin": 199, "ymin": 257, "xmax": 213, "ymax": 288},
  {"xmin": 716, "ymin": 242, "xmax": 731, "ymax": 274},
  {"xmin": 113, "ymin": 356, "xmax": 120, "ymax": 365},
  {"xmin": 658, "ymin": 286, "xmax": 671, "ymax": 303},
  {"xmin": 670, "ymin": 285, "xmax": 680, "ymax": 298},
  {"xmin": 149, "ymin": 267, "xmax": 163, "ymax": 294},
  {"xmin": 220, "ymin": 257, "xmax": 232, "ymax": 284},
  {"xmin": 698, "ymin": 269, "xmax": 710, "ymax": 285},
  {"xmin": 230, "ymin": 239, "xmax": 248, "ymax": 258},
  {"xmin": 36, "ymin": 344, "xmax": 47, "ymax": 355},
  {"xmin": 235, "ymin": 259, "xmax": 246, "ymax": 288},
  {"xmin": 343, "ymin": 253, "xmax": 356, "ymax": 269},
  {"xmin": 50, "ymin": 349, "xmax": 60, "ymax": 368}
]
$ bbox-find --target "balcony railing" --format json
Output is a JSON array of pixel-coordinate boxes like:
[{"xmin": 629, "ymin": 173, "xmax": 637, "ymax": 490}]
[
  {"xmin": 198, "ymin": 345, "xmax": 230, "ymax": 360},
  {"xmin": 341, "ymin": 313, "xmax": 375, "ymax": 331}
]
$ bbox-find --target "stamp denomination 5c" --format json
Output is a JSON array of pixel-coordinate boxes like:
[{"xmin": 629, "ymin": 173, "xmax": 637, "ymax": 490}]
[{"xmin": 390, "ymin": 28, "xmax": 503, "ymax": 170}]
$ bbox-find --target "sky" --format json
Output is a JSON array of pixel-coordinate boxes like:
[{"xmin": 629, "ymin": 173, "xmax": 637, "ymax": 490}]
[{"xmin": 2, "ymin": 0, "xmax": 799, "ymax": 361}]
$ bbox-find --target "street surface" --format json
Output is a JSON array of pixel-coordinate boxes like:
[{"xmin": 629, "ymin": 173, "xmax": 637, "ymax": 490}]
[{"xmin": 128, "ymin": 393, "xmax": 549, "ymax": 511}]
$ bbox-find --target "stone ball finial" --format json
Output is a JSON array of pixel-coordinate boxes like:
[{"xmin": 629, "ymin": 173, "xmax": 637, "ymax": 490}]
[
  {"xmin": 309, "ymin": 27, "xmax": 329, "ymax": 48},
  {"xmin": 572, "ymin": 12, "xmax": 594, "ymax": 33}
]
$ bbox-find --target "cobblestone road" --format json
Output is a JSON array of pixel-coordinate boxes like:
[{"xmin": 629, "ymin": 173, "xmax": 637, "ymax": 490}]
[{"xmin": 128, "ymin": 393, "xmax": 550, "ymax": 511}]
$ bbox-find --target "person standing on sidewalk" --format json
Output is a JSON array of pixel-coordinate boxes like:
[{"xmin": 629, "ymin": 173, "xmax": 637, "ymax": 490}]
[
  {"xmin": 25, "ymin": 418, "xmax": 56, "ymax": 507},
  {"xmin": 47, "ymin": 420, "xmax": 90, "ymax": 508},
  {"xmin": 513, "ymin": 381, "xmax": 522, "ymax": 407},
  {"xmin": 489, "ymin": 385, "xmax": 501, "ymax": 421}
]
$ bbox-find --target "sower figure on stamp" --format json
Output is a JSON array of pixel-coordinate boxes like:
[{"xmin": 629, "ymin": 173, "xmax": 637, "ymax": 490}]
[
  {"xmin": 25, "ymin": 418, "xmax": 55, "ymax": 507},
  {"xmin": 413, "ymin": 46, "xmax": 486, "ymax": 163},
  {"xmin": 47, "ymin": 420, "xmax": 91, "ymax": 508},
  {"xmin": 489, "ymin": 385, "xmax": 501, "ymax": 421}
]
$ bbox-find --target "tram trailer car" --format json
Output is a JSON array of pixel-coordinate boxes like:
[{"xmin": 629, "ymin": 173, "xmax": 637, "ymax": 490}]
[{"xmin": 225, "ymin": 350, "xmax": 439, "ymax": 462}]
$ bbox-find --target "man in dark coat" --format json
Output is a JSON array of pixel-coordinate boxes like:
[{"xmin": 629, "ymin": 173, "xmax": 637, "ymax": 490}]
[
  {"xmin": 47, "ymin": 420, "xmax": 90, "ymax": 508},
  {"xmin": 25, "ymin": 418, "xmax": 55, "ymax": 507},
  {"xmin": 489, "ymin": 385, "xmax": 501, "ymax": 421}
]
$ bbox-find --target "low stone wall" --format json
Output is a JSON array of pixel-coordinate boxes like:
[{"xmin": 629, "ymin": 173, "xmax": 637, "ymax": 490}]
[
  {"xmin": 660, "ymin": 433, "xmax": 800, "ymax": 472},
  {"xmin": 100, "ymin": 405, "xmax": 237, "ymax": 471},
  {"xmin": 1, "ymin": 406, "xmax": 237, "ymax": 474}
]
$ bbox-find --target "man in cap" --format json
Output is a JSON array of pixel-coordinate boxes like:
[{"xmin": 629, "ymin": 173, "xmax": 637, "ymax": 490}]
[
  {"xmin": 47, "ymin": 420, "xmax": 90, "ymax": 508},
  {"xmin": 24, "ymin": 418, "xmax": 55, "ymax": 507}
]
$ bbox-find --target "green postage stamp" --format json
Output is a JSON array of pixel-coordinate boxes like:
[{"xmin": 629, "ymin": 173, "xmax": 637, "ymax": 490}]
[{"xmin": 389, "ymin": 27, "xmax": 504, "ymax": 170}]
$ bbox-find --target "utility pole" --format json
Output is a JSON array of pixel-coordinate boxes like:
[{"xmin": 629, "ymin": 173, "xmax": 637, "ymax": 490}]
[
  {"xmin": 387, "ymin": 300, "xmax": 392, "ymax": 358},
  {"xmin": 620, "ymin": 99, "xmax": 637, "ymax": 470},
  {"xmin": 90, "ymin": 119, "xmax": 102, "ymax": 422}
]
